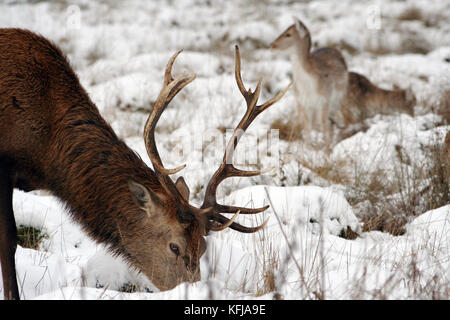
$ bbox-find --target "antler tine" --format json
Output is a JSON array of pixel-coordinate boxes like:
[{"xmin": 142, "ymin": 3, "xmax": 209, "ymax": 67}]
[
  {"xmin": 209, "ymin": 210, "xmax": 240, "ymax": 232},
  {"xmin": 234, "ymin": 45, "xmax": 263, "ymax": 109},
  {"xmin": 234, "ymin": 45, "xmax": 292, "ymax": 116},
  {"xmin": 144, "ymin": 50, "xmax": 195, "ymax": 177},
  {"xmin": 143, "ymin": 51, "xmax": 197, "ymax": 205},
  {"xmin": 210, "ymin": 213, "xmax": 270, "ymax": 233},
  {"xmin": 200, "ymin": 45, "xmax": 290, "ymax": 233},
  {"xmin": 259, "ymin": 81, "xmax": 292, "ymax": 112},
  {"xmin": 214, "ymin": 204, "xmax": 269, "ymax": 214},
  {"xmin": 164, "ymin": 49, "xmax": 182, "ymax": 85},
  {"xmin": 234, "ymin": 45, "xmax": 248, "ymax": 98}
]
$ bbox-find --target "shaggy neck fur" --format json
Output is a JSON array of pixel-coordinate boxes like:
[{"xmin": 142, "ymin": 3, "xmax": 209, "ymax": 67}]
[{"xmin": 46, "ymin": 97, "xmax": 164, "ymax": 261}]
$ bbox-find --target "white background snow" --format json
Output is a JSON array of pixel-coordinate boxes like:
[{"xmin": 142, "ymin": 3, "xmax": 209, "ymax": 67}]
[{"xmin": 0, "ymin": 0, "xmax": 449, "ymax": 299}]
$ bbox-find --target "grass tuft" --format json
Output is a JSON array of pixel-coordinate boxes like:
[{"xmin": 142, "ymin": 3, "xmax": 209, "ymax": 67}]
[{"xmin": 16, "ymin": 225, "xmax": 47, "ymax": 250}]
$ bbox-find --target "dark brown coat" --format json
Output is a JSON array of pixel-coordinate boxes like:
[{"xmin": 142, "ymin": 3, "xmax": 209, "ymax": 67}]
[{"xmin": 0, "ymin": 29, "xmax": 200, "ymax": 299}]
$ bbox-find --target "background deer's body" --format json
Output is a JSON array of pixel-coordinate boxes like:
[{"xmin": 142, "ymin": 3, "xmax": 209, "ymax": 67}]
[
  {"xmin": 342, "ymin": 71, "xmax": 415, "ymax": 126},
  {"xmin": 271, "ymin": 19, "xmax": 416, "ymax": 143},
  {"xmin": 338, "ymin": 72, "xmax": 416, "ymax": 140},
  {"xmin": 0, "ymin": 29, "xmax": 286, "ymax": 299},
  {"xmin": 270, "ymin": 19, "xmax": 348, "ymax": 141}
]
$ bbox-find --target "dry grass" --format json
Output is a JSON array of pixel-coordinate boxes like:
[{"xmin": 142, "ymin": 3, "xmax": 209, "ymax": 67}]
[
  {"xmin": 339, "ymin": 226, "xmax": 359, "ymax": 240},
  {"xmin": 343, "ymin": 167, "xmax": 411, "ymax": 236},
  {"xmin": 361, "ymin": 211, "xmax": 408, "ymax": 235},
  {"xmin": 365, "ymin": 30, "xmax": 432, "ymax": 55},
  {"xmin": 396, "ymin": 7, "xmax": 423, "ymax": 21},
  {"xmin": 349, "ymin": 131, "xmax": 448, "ymax": 236},
  {"xmin": 433, "ymin": 90, "xmax": 450, "ymax": 125},
  {"xmin": 16, "ymin": 225, "xmax": 47, "ymax": 250},
  {"xmin": 421, "ymin": 133, "xmax": 449, "ymax": 210},
  {"xmin": 286, "ymin": 120, "xmax": 449, "ymax": 238},
  {"xmin": 255, "ymin": 245, "xmax": 279, "ymax": 296},
  {"xmin": 270, "ymin": 118, "xmax": 304, "ymax": 142}
]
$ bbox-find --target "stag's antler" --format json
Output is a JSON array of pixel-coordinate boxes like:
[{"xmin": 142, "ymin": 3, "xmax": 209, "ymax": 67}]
[
  {"xmin": 201, "ymin": 45, "xmax": 291, "ymax": 232},
  {"xmin": 144, "ymin": 46, "xmax": 291, "ymax": 234},
  {"xmin": 143, "ymin": 50, "xmax": 195, "ymax": 204}
]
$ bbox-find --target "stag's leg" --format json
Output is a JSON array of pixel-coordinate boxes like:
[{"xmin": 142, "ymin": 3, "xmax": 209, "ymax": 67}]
[{"xmin": 0, "ymin": 167, "xmax": 19, "ymax": 300}]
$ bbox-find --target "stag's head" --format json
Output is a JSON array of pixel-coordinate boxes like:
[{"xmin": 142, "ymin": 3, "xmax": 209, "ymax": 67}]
[
  {"xmin": 124, "ymin": 47, "xmax": 290, "ymax": 291},
  {"xmin": 124, "ymin": 178, "xmax": 206, "ymax": 291},
  {"xmin": 270, "ymin": 18, "xmax": 311, "ymax": 52}
]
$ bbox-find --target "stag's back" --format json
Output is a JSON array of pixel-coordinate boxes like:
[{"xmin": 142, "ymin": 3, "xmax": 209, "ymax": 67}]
[
  {"xmin": 1, "ymin": 29, "xmax": 84, "ymax": 150},
  {"xmin": 0, "ymin": 29, "xmax": 110, "ymax": 191}
]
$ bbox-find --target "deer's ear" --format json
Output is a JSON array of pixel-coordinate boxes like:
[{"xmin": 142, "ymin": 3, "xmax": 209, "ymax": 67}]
[
  {"xmin": 175, "ymin": 176, "xmax": 190, "ymax": 202},
  {"xmin": 294, "ymin": 17, "xmax": 309, "ymax": 38},
  {"xmin": 128, "ymin": 180, "xmax": 162, "ymax": 213}
]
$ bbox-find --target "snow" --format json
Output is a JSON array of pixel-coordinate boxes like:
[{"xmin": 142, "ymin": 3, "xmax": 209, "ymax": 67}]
[
  {"xmin": 331, "ymin": 113, "xmax": 447, "ymax": 185},
  {"xmin": 4, "ymin": 187, "xmax": 449, "ymax": 300},
  {"xmin": 0, "ymin": 0, "xmax": 449, "ymax": 299}
]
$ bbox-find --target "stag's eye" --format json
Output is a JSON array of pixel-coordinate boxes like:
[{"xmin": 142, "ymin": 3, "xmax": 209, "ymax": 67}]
[
  {"xmin": 286, "ymin": 33, "xmax": 291, "ymax": 37},
  {"xmin": 169, "ymin": 243, "xmax": 180, "ymax": 256}
]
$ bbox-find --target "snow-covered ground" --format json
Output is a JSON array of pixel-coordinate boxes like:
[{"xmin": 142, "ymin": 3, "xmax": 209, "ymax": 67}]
[{"xmin": 0, "ymin": 0, "xmax": 449, "ymax": 299}]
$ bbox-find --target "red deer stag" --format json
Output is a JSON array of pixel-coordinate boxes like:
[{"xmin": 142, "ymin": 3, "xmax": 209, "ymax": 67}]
[{"xmin": 0, "ymin": 28, "xmax": 290, "ymax": 300}]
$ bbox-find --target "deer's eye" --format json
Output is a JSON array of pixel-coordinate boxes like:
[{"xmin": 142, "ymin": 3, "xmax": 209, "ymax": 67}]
[
  {"xmin": 286, "ymin": 33, "xmax": 291, "ymax": 37},
  {"xmin": 170, "ymin": 243, "xmax": 180, "ymax": 256}
]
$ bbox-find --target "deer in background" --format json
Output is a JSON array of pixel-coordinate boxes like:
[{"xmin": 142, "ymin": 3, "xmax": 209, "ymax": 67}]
[
  {"xmin": 270, "ymin": 18, "xmax": 416, "ymax": 144},
  {"xmin": 0, "ymin": 28, "xmax": 290, "ymax": 300},
  {"xmin": 339, "ymin": 71, "xmax": 416, "ymax": 139},
  {"xmin": 270, "ymin": 18, "xmax": 349, "ymax": 145}
]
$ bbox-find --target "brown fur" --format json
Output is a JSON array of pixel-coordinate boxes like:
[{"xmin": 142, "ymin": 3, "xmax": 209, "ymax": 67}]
[
  {"xmin": 445, "ymin": 131, "xmax": 450, "ymax": 176},
  {"xmin": 342, "ymin": 72, "xmax": 415, "ymax": 126},
  {"xmin": 271, "ymin": 20, "xmax": 416, "ymax": 144},
  {"xmin": 337, "ymin": 72, "xmax": 416, "ymax": 141},
  {"xmin": 270, "ymin": 19, "xmax": 348, "ymax": 143},
  {"xmin": 0, "ymin": 28, "xmax": 204, "ymax": 299}
]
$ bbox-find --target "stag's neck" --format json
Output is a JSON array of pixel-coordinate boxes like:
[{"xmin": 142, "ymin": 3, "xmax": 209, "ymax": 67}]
[{"xmin": 47, "ymin": 100, "xmax": 156, "ymax": 254}]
